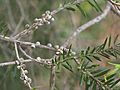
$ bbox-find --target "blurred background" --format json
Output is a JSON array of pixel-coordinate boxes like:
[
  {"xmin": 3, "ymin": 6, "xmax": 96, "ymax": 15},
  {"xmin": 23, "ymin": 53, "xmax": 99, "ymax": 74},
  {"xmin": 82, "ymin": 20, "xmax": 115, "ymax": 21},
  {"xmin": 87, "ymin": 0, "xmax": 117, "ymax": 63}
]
[{"xmin": 0, "ymin": 0, "xmax": 120, "ymax": 90}]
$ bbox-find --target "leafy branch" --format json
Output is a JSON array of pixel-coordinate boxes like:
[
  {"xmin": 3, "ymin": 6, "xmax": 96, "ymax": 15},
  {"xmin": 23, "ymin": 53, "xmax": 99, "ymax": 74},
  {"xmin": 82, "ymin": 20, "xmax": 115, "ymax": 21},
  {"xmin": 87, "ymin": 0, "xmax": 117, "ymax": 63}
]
[{"xmin": 52, "ymin": 35, "xmax": 120, "ymax": 90}]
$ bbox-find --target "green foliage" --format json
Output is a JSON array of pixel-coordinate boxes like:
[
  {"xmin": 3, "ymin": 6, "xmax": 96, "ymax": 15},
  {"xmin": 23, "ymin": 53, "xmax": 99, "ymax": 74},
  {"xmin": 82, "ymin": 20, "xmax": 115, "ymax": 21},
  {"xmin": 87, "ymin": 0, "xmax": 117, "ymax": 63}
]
[
  {"xmin": 53, "ymin": 35, "xmax": 120, "ymax": 90},
  {"xmin": 65, "ymin": 0, "xmax": 103, "ymax": 17}
]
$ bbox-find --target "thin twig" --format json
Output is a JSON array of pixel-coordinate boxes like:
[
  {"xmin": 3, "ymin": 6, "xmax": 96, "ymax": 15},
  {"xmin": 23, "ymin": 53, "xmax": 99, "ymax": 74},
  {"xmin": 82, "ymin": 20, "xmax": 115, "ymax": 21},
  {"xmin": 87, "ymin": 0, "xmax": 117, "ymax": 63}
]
[
  {"xmin": 0, "ymin": 35, "xmax": 55, "ymax": 51},
  {"xmin": 50, "ymin": 65, "xmax": 56, "ymax": 90},
  {"xmin": 0, "ymin": 59, "xmax": 32, "ymax": 67},
  {"xmin": 14, "ymin": 42, "xmax": 20, "ymax": 60},
  {"xmin": 19, "ymin": 45, "xmax": 34, "ymax": 59},
  {"xmin": 109, "ymin": 1, "xmax": 120, "ymax": 17},
  {"xmin": 62, "ymin": 3, "xmax": 111, "ymax": 47},
  {"xmin": 13, "ymin": 0, "xmax": 84, "ymax": 40}
]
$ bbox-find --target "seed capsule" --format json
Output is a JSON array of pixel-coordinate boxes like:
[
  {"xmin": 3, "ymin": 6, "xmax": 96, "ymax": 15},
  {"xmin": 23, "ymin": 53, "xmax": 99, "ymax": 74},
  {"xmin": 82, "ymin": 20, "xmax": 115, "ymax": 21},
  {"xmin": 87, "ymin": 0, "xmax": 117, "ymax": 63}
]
[
  {"xmin": 46, "ymin": 11, "xmax": 51, "ymax": 14},
  {"xmin": 24, "ymin": 70, "xmax": 28, "ymax": 74},
  {"xmin": 51, "ymin": 18, "xmax": 55, "ymax": 21},
  {"xmin": 36, "ymin": 41, "xmax": 40, "ymax": 45},
  {"xmin": 25, "ymin": 24, "xmax": 30, "ymax": 29},
  {"xmin": 55, "ymin": 45, "xmax": 59, "ymax": 49},
  {"xmin": 35, "ymin": 26, "xmax": 38, "ymax": 30},
  {"xmin": 31, "ymin": 44, "xmax": 36, "ymax": 48},
  {"xmin": 47, "ymin": 43, "xmax": 52, "ymax": 47},
  {"xmin": 56, "ymin": 51, "xmax": 60, "ymax": 55},
  {"xmin": 37, "ymin": 57, "xmax": 41, "ymax": 61}
]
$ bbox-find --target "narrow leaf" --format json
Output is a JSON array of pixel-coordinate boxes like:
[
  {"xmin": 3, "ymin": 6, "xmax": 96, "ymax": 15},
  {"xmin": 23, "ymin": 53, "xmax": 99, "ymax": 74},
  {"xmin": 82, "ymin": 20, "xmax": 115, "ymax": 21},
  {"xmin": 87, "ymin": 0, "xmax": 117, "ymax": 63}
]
[
  {"xmin": 67, "ymin": 44, "xmax": 72, "ymax": 56},
  {"xmin": 110, "ymin": 79, "xmax": 120, "ymax": 88},
  {"xmin": 82, "ymin": 60, "xmax": 89, "ymax": 69},
  {"xmin": 79, "ymin": 73, "xmax": 84, "ymax": 85},
  {"xmin": 76, "ymin": 4, "xmax": 87, "ymax": 17},
  {"xmin": 104, "ymin": 78, "xmax": 115, "ymax": 85},
  {"xmin": 86, "ymin": 56, "xmax": 92, "ymax": 62},
  {"xmin": 98, "ymin": 52, "xmax": 110, "ymax": 59},
  {"xmin": 102, "ymin": 37, "xmax": 108, "ymax": 49},
  {"xmin": 62, "ymin": 49, "xmax": 66, "ymax": 59},
  {"xmin": 85, "ymin": 46, "xmax": 90, "ymax": 55},
  {"xmin": 94, "ymin": 69, "xmax": 110, "ymax": 77},
  {"xmin": 66, "ymin": 7, "xmax": 76, "ymax": 11},
  {"xmin": 93, "ymin": 0, "xmax": 102, "ymax": 12},
  {"xmin": 105, "ymin": 50, "xmax": 116, "ymax": 58},
  {"xmin": 87, "ymin": 0, "xmax": 99, "ymax": 12},
  {"xmin": 90, "ymin": 47, "xmax": 96, "ymax": 53},
  {"xmin": 114, "ymin": 34, "xmax": 119, "ymax": 44},
  {"xmin": 92, "ymin": 81, "xmax": 97, "ymax": 90},
  {"xmin": 93, "ymin": 55, "xmax": 101, "ymax": 61},
  {"xmin": 86, "ymin": 64, "xmax": 99, "ymax": 69},
  {"xmin": 62, "ymin": 64, "xmax": 73, "ymax": 72},
  {"xmin": 108, "ymin": 36, "xmax": 111, "ymax": 47}
]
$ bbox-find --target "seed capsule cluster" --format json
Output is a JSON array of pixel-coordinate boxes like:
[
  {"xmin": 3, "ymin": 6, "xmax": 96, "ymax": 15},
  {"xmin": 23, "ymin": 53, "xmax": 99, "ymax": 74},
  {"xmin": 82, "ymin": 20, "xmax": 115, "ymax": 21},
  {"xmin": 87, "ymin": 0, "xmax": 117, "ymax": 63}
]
[
  {"xmin": 36, "ymin": 57, "xmax": 52, "ymax": 65},
  {"xmin": 33, "ymin": 10, "xmax": 55, "ymax": 30},
  {"xmin": 15, "ymin": 58, "xmax": 32, "ymax": 89}
]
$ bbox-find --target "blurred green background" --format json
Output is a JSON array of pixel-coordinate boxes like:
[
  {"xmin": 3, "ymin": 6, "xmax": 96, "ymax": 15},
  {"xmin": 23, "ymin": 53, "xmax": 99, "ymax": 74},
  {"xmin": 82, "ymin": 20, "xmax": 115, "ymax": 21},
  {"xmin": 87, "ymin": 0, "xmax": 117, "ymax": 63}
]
[{"xmin": 0, "ymin": 0, "xmax": 120, "ymax": 90}]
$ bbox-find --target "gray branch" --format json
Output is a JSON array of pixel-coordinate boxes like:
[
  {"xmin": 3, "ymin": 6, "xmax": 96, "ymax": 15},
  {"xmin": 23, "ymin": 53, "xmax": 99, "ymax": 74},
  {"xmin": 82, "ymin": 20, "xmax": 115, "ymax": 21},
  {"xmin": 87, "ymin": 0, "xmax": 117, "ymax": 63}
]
[{"xmin": 62, "ymin": 3, "xmax": 111, "ymax": 47}]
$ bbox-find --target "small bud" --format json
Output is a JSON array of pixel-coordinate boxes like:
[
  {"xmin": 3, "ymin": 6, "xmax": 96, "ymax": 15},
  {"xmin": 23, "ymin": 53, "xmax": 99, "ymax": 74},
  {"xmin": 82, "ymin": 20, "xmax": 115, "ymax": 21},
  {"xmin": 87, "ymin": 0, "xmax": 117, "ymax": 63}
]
[
  {"xmin": 21, "ymin": 73, "xmax": 24, "ymax": 78},
  {"xmin": 42, "ymin": 14, "xmax": 46, "ymax": 17},
  {"xmin": 20, "ymin": 76, "xmax": 24, "ymax": 80},
  {"xmin": 21, "ymin": 64, "xmax": 26, "ymax": 69},
  {"xmin": 37, "ymin": 57, "xmax": 41, "ymax": 61},
  {"xmin": 51, "ymin": 18, "xmax": 55, "ymax": 21},
  {"xmin": 36, "ymin": 41, "xmax": 40, "ymax": 45},
  {"xmin": 45, "ymin": 10, "xmax": 51, "ymax": 14},
  {"xmin": 73, "ymin": 56, "xmax": 77, "ymax": 59},
  {"xmin": 24, "ymin": 80, "xmax": 27, "ymax": 84},
  {"xmin": 43, "ymin": 18, "xmax": 47, "ymax": 22},
  {"xmin": 34, "ymin": 18, "xmax": 38, "ymax": 22},
  {"xmin": 47, "ymin": 21, "xmax": 50, "ymax": 24},
  {"xmin": 58, "ymin": 49, "xmax": 63, "ymax": 54},
  {"xmin": 55, "ymin": 45, "xmax": 59, "ymax": 49},
  {"xmin": 66, "ymin": 49, "xmax": 69, "ymax": 52},
  {"xmin": 38, "ymin": 23, "xmax": 43, "ymax": 26},
  {"xmin": 47, "ymin": 43, "xmax": 52, "ymax": 47},
  {"xmin": 47, "ymin": 15, "xmax": 52, "ymax": 19},
  {"xmin": 38, "ymin": 18, "xmax": 42, "ymax": 22},
  {"xmin": 25, "ymin": 24, "xmax": 30, "ymax": 29},
  {"xmin": 17, "ymin": 66, "xmax": 21, "ymax": 69},
  {"xmin": 27, "ymin": 78, "xmax": 32, "ymax": 83},
  {"xmin": 24, "ymin": 70, "xmax": 28, "ymax": 74},
  {"xmin": 72, "ymin": 51, "xmax": 76, "ymax": 55},
  {"xmin": 31, "ymin": 44, "xmax": 36, "ymax": 48},
  {"xmin": 56, "ymin": 51, "xmax": 60, "ymax": 55},
  {"xmin": 35, "ymin": 26, "xmax": 38, "ymax": 29},
  {"xmin": 47, "ymin": 61, "xmax": 51, "ymax": 65}
]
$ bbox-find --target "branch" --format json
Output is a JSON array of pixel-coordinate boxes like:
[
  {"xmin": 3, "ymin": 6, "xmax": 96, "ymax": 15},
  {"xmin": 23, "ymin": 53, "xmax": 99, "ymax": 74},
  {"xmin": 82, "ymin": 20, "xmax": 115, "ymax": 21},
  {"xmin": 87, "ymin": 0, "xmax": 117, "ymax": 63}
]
[
  {"xmin": 62, "ymin": 3, "xmax": 111, "ymax": 47},
  {"xmin": 0, "ymin": 57, "xmax": 53, "ymax": 67},
  {"xmin": 51, "ymin": 0, "xmax": 84, "ymax": 15},
  {"xmin": 109, "ymin": 1, "xmax": 120, "ymax": 17},
  {"xmin": 12, "ymin": 0, "xmax": 84, "ymax": 40},
  {"xmin": 50, "ymin": 65, "xmax": 56, "ymax": 90},
  {"xmin": 0, "ymin": 35, "xmax": 55, "ymax": 51},
  {"xmin": 0, "ymin": 59, "xmax": 32, "ymax": 67}
]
